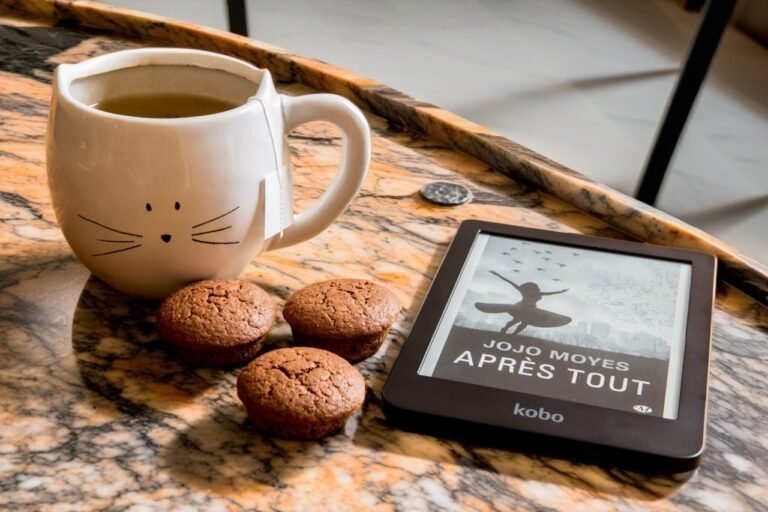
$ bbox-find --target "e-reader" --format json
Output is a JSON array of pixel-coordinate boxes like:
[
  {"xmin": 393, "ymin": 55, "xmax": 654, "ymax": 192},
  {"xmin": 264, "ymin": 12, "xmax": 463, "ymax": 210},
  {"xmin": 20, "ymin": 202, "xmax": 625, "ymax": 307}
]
[{"xmin": 382, "ymin": 220, "xmax": 716, "ymax": 472}]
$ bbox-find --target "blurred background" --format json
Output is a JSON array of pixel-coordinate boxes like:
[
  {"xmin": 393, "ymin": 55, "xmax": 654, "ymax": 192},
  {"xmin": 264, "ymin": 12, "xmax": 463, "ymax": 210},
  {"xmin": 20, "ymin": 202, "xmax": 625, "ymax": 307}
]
[{"xmin": 103, "ymin": 0, "xmax": 768, "ymax": 264}]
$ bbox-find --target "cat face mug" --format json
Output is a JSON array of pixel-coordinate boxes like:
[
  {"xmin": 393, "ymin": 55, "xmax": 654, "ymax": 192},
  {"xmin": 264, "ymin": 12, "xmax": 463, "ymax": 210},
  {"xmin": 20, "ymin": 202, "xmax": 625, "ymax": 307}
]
[{"xmin": 47, "ymin": 48, "xmax": 370, "ymax": 299}]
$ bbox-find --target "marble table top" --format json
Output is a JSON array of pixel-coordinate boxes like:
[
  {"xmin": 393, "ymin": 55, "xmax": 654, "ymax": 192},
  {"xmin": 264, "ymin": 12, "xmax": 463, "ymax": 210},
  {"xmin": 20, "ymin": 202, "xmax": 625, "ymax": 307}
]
[{"xmin": 1, "ymin": 1, "xmax": 766, "ymax": 510}]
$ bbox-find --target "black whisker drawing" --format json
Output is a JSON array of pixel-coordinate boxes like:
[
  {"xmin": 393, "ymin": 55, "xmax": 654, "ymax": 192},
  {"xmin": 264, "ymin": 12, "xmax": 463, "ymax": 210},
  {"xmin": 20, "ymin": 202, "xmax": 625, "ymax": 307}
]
[
  {"xmin": 82, "ymin": 203, "xmax": 244, "ymax": 253},
  {"xmin": 79, "ymin": 214, "xmax": 142, "ymax": 238},
  {"xmin": 92, "ymin": 244, "xmax": 142, "ymax": 257},
  {"xmin": 191, "ymin": 226, "xmax": 232, "ymax": 237},
  {"xmin": 192, "ymin": 206, "xmax": 240, "ymax": 229},
  {"xmin": 192, "ymin": 239, "xmax": 240, "ymax": 245},
  {"xmin": 475, "ymin": 270, "xmax": 571, "ymax": 335}
]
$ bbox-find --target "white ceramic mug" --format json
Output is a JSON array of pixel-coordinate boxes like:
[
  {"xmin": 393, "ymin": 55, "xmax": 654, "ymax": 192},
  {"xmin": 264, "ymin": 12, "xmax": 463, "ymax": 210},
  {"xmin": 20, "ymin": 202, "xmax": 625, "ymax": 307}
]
[{"xmin": 47, "ymin": 48, "xmax": 370, "ymax": 299}]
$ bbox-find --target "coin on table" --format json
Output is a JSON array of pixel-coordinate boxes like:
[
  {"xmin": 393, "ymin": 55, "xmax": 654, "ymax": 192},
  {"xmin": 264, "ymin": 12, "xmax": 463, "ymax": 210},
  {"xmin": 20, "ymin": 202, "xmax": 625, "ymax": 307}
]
[{"xmin": 419, "ymin": 182, "xmax": 472, "ymax": 206}]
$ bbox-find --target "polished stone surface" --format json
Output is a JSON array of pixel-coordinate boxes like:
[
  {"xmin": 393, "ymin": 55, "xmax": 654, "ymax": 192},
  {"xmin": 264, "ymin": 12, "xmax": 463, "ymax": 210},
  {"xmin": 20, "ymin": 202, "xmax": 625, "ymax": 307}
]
[{"xmin": 0, "ymin": 2, "xmax": 767, "ymax": 510}]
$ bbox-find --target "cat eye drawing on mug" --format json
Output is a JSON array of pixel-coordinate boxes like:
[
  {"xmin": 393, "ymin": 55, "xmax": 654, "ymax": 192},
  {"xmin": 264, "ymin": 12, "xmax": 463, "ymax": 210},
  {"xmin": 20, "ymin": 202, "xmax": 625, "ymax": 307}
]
[{"xmin": 47, "ymin": 48, "xmax": 370, "ymax": 299}]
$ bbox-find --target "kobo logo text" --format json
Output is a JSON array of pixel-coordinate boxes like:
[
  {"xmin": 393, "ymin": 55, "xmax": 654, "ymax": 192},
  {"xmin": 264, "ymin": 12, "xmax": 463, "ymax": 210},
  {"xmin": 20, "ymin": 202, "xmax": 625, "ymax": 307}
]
[{"xmin": 513, "ymin": 403, "xmax": 564, "ymax": 423}]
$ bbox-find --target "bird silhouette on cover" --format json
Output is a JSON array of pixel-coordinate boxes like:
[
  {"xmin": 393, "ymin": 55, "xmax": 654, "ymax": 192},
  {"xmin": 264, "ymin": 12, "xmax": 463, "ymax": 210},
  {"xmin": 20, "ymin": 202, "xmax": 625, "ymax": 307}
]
[{"xmin": 475, "ymin": 270, "xmax": 571, "ymax": 335}]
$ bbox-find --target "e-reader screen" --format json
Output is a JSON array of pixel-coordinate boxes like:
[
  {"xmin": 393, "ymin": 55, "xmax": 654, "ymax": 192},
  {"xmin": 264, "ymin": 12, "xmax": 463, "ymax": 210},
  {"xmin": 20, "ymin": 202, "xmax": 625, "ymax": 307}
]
[{"xmin": 417, "ymin": 233, "xmax": 692, "ymax": 420}]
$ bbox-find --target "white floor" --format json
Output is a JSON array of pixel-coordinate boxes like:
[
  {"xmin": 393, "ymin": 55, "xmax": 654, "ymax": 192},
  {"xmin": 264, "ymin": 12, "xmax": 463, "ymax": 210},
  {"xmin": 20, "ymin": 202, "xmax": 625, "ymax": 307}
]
[{"xmin": 105, "ymin": 0, "xmax": 768, "ymax": 265}]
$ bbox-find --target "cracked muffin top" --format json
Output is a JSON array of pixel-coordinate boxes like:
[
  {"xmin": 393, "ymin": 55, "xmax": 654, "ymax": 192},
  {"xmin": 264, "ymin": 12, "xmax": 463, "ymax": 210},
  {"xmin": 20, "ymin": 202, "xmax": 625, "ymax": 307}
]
[
  {"xmin": 282, "ymin": 279, "xmax": 399, "ymax": 339},
  {"xmin": 237, "ymin": 347, "xmax": 365, "ymax": 425},
  {"xmin": 156, "ymin": 279, "xmax": 275, "ymax": 348}
]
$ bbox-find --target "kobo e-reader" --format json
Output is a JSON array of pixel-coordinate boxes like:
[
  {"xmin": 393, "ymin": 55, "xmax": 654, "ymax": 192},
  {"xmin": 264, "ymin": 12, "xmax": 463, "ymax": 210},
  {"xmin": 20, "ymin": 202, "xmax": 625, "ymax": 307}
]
[{"xmin": 383, "ymin": 220, "xmax": 716, "ymax": 472}]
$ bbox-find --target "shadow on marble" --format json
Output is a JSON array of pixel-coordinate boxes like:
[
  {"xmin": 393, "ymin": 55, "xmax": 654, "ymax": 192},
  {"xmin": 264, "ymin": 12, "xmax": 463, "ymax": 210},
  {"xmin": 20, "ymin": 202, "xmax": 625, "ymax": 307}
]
[
  {"xmin": 352, "ymin": 390, "xmax": 693, "ymax": 501},
  {"xmin": 160, "ymin": 400, "xmax": 331, "ymax": 491},
  {"xmin": 0, "ymin": 251, "xmax": 88, "ymax": 368},
  {"xmin": 70, "ymin": 277, "xmax": 226, "ymax": 413}
]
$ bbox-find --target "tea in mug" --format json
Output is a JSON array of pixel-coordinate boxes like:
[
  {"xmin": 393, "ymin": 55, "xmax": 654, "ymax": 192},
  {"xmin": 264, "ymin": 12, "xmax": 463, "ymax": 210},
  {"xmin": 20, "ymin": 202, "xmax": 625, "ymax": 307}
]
[{"xmin": 93, "ymin": 92, "xmax": 240, "ymax": 118}]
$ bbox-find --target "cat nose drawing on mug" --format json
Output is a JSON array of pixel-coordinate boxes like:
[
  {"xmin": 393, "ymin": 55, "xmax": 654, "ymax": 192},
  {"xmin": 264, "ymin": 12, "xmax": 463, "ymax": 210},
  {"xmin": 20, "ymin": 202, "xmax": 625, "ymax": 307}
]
[{"xmin": 48, "ymin": 48, "xmax": 370, "ymax": 299}]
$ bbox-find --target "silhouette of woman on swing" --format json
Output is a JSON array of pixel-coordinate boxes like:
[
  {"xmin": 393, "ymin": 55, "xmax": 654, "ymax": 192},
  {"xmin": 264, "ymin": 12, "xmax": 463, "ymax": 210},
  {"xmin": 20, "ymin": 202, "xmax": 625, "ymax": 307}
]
[{"xmin": 475, "ymin": 270, "xmax": 571, "ymax": 335}]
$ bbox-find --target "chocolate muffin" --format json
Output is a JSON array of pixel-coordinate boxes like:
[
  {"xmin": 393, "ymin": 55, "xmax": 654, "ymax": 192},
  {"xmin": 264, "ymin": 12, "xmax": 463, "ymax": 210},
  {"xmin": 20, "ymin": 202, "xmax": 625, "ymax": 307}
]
[
  {"xmin": 156, "ymin": 279, "xmax": 275, "ymax": 367},
  {"xmin": 236, "ymin": 347, "xmax": 366, "ymax": 439},
  {"xmin": 282, "ymin": 279, "xmax": 399, "ymax": 362}
]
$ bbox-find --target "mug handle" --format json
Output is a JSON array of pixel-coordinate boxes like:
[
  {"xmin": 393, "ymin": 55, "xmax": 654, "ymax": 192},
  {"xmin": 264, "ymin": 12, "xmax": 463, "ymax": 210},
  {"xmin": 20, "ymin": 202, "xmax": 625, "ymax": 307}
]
[{"xmin": 267, "ymin": 94, "xmax": 370, "ymax": 250}]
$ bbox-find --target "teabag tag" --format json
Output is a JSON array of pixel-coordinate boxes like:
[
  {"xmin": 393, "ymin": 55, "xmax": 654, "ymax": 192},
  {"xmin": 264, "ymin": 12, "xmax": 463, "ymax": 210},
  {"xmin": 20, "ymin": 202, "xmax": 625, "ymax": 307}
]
[
  {"xmin": 263, "ymin": 168, "xmax": 282, "ymax": 240},
  {"xmin": 248, "ymin": 92, "xmax": 286, "ymax": 241}
]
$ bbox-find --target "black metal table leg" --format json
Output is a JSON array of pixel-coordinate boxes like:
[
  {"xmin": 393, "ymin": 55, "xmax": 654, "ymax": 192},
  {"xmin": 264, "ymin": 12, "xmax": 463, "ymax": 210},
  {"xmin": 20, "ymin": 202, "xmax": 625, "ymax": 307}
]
[
  {"xmin": 226, "ymin": 0, "xmax": 249, "ymax": 37},
  {"xmin": 635, "ymin": 0, "xmax": 735, "ymax": 206}
]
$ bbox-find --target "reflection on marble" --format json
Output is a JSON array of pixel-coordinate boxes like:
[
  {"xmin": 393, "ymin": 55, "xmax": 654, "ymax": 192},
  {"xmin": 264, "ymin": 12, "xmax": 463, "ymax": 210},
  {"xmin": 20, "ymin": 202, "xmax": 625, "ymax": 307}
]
[{"xmin": 0, "ymin": 4, "xmax": 767, "ymax": 511}]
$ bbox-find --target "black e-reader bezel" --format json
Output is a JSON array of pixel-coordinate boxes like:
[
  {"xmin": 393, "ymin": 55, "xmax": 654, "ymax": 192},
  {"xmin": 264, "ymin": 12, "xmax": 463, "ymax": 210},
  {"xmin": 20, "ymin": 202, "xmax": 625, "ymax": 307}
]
[{"xmin": 382, "ymin": 220, "xmax": 716, "ymax": 472}]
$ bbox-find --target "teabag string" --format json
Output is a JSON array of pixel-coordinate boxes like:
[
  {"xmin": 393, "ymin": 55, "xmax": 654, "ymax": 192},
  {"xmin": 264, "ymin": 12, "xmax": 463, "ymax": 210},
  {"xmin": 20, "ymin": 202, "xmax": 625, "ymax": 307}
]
[{"xmin": 249, "ymin": 95, "xmax": 286, "ymax": 240}]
